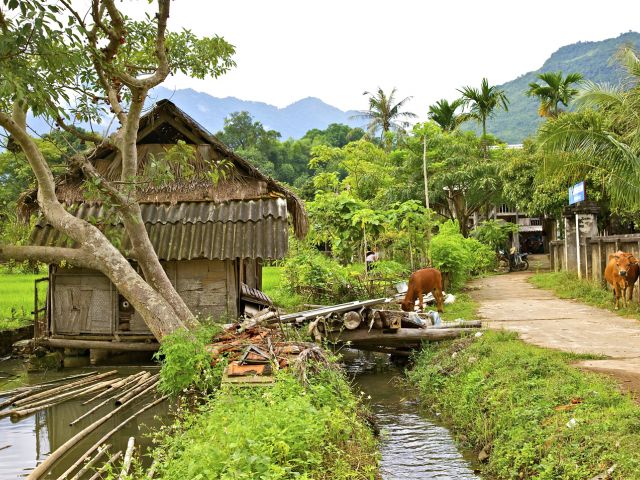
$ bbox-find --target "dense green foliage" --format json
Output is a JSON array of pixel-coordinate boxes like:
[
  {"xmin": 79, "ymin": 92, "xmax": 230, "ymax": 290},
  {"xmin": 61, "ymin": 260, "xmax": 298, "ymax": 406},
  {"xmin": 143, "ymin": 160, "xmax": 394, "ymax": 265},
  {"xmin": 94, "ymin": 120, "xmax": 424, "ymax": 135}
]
[
  {"xmin": 151, "ymin": 370, "xmax": 378, "ymax": 479},
  {"xmin": 408, "ymin": 331, "xmax": 640, "ymax": 479},
  {"xmin": 431, "ymin": 221, "xmax": 495, "ymax": 289},
  {"xmin": 155, "ymin": 325, "xmax": 224, "ymax": 396}
]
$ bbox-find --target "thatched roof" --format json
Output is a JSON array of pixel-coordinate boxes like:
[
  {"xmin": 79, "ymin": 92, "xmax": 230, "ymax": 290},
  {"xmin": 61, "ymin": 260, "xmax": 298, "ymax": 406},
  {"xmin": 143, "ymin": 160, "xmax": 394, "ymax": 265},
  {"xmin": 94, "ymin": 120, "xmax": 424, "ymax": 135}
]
[{"xmin": 23, "ymin": 99, "xmax": 308, "ymax": 238}]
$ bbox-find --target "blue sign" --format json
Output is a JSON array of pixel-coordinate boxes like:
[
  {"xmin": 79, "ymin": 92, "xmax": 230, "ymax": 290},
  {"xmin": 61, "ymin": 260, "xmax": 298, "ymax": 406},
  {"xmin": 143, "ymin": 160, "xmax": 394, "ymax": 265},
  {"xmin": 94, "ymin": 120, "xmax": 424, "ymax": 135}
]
[{"xmin": 569, "ymin": 181, "xmax": 585, "ymax": 205}]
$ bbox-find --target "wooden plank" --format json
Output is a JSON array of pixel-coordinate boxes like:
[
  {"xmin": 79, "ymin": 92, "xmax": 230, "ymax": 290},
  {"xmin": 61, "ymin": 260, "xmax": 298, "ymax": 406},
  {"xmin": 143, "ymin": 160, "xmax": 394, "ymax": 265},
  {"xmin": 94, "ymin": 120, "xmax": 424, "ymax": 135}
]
[
  {"xmin": 326, "ymin": 327, "xmax": 478, "ymax": 347},
  {"xmin": 42, "ymin": 339, "xmax": 159, "ymax": 351}
]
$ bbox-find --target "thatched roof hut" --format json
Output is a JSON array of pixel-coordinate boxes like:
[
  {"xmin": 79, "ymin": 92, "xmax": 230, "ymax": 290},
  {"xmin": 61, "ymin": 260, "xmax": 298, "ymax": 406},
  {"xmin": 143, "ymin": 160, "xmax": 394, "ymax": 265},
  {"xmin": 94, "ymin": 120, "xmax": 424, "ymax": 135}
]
[{"xmin": 27, "ymin": 100, "xmax": 306, "ymax": 351}]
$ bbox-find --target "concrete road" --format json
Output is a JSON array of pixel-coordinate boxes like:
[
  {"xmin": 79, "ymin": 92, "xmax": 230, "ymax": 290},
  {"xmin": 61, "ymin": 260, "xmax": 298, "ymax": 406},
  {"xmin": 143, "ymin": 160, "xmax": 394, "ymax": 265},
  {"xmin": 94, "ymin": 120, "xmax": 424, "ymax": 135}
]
[{"xmin": 469, "ymin": 272, "xmax": 640, "ymax": 395}]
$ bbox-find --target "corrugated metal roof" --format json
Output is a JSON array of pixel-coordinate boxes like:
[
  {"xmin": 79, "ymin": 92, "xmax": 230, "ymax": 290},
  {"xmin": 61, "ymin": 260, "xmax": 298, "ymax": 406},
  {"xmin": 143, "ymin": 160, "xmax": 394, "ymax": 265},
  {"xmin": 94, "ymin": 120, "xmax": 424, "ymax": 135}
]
[{"xmin": 30, "ymin": 199, "xmax": 289, "ymax": 260}]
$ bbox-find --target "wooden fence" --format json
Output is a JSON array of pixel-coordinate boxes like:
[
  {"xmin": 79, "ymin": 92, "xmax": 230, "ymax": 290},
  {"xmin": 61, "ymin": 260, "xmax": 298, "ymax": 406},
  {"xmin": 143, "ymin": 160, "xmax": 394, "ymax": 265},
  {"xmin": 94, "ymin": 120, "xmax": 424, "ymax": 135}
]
[{"xmin": 550, "ymin": 234, "xmax": 640, "ymax": 284}]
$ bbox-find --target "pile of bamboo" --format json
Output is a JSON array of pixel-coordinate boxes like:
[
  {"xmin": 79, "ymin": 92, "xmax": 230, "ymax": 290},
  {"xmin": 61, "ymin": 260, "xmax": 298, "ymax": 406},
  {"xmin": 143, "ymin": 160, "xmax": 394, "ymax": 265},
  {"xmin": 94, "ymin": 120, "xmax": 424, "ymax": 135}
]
[{"xmin": 0, "ymin": 370, "xmax": 167, "ymax": 479}]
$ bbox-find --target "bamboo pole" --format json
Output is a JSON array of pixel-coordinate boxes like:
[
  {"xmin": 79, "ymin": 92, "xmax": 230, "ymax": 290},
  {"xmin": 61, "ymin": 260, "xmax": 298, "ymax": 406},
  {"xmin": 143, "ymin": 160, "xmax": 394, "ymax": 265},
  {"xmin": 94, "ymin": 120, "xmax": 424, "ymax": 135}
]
[
  {"xmin": 82, "ymin": 372, "xmax": 148, "ymax": 406},
  {"xmin": 71, "ymin": 374, "xmax": 154, "ymax": 426},
  {"xmin": 118, "ymin": 437, "xmax": 135, "ymax": 479},
  {"xmin": 7, "ymin": 380, "xmax": 116, "ymax": 419},
  {"xmin": 146, "ymin": 460, "xmax": 157, "ymax": 479},
  {"xmin": 87, "ymin": 451, "xmax": 122, "ymax": 480},
  {"xmin": 87, "ymin": 372, "xmax": 147, "ymax": 404},
  {"xmin": 54, "ymin": 396, "xmax": 168, "ymax": 480},
  {"xmin": 115, "ymin": 374, "xmax": 158, "ymax": 406},
  {"xmin": 68, "ymin": 444, "xmax": 110, "ymax": 480},
  {"xmin": 12, "ymin": 371, "xmax": 116, "ymax": 408},
  {"xmin": 0, "ymin": 372, "xmax": 97, "ymax": 399}
]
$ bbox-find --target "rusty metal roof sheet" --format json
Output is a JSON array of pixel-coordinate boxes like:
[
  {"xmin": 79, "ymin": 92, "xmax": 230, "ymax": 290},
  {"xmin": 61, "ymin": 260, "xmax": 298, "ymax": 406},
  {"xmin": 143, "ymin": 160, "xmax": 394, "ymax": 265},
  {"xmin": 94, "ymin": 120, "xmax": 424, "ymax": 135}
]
[{"xmin": 30, "ymin": 199, "xmax": 289, "ymax": 260}]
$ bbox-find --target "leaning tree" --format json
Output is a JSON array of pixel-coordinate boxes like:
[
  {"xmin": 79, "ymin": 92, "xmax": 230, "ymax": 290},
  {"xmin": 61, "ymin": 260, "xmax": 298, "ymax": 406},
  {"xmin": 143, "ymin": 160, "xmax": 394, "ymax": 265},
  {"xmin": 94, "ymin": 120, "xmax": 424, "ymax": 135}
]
[{"xmin": 0, "ymin": 0, "xmax": 236, "ymax": 339}]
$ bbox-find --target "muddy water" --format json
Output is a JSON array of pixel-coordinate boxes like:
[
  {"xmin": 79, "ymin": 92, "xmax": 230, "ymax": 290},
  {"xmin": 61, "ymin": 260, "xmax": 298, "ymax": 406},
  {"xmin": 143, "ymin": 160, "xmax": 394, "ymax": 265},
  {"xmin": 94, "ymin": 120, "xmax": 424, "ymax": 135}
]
[
  {"xmin": 0, "ymin": 359, "xmax": 169, "ymax": 479},
  {"xmin": 344, "ymin": 351, "xmax": 480, "ymax": 480}
]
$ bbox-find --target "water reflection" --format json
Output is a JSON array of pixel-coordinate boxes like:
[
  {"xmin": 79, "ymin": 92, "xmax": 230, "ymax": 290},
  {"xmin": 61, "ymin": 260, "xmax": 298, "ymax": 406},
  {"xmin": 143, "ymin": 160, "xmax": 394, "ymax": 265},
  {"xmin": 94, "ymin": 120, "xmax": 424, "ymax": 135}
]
[
  {"xmin": 0, "ymin": 360, "xmax": 168, "ymax": 479},
  {"xmin": 345, "ymin": 350, "xmax": 479, "ymax": 480}
]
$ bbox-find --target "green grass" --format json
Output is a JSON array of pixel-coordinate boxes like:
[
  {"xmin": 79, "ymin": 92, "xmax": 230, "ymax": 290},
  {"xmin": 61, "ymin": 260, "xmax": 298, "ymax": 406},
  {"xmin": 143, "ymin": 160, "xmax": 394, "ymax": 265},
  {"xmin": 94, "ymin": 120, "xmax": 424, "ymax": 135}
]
[
  {"xmin": 529, "ymin": 271, "xmax": 640, "ymax": 319},
  {"xmin": 408, "ymin": 330, "xmax": 640, "ymax": 479},
  {"xmin": 150, "ymin": 370, "xmax": 379, "ymax": 480},
  {"xmin": 0, "ymin": 273, "xmax": 45, "ymax": 331},
  {"xmin": 440, "ymin": 293, "xmax": 479, "ymax": 322},
  {"xmin": 262, "ymin": 265, "xmax": 305, "ymax": 311}
]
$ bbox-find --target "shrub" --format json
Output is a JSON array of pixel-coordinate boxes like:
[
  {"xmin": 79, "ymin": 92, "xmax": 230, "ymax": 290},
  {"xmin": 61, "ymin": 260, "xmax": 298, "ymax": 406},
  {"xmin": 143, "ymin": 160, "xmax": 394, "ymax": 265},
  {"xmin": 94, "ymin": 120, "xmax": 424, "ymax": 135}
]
[
  {"xmin": 431, "ymin": 220, "xmax": 495, "ymax": 289},
  {"xmin": 152, "ymin": 369, "xmax": 379, "ymax": 480},
  {"xmin": 154, "ymin": 324, "xmax": 224, "ymax": 396}
]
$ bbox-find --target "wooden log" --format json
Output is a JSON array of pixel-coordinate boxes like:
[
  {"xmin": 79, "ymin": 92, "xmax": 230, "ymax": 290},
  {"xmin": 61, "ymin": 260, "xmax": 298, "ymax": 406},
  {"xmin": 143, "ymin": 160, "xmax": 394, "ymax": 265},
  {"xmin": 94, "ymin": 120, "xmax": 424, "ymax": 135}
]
[
  {"xmin": 342, "ymin": 311, "xmax": 362, "ymax": 330},
  {"xmin": 86, "ymin": 451, "xmax": 122, "ymax": 480},
  {"xmin": 54, "ymin": 396, "xmax": 168, "ymax": 480},
  {"xmin": 351, "ymin": 344, "xmax": 412, "ymax": 357},
  {"xmin": 327, "ymin": 327, "xmax": 478, "ymax": 347},
  {"xmin": 69, "ymin": 444, "xmax": 110, "ymax": 480},
  {"xmin": 12, "ymin": 371, "xmax": 116, "ymax": 408},
  {"xmin": 42, "ymin": 338, "xmax": 159, "ymax": 351},
  {"xmin": 118, "ymin": 437, "xmax": 135, "ymax": 479}
]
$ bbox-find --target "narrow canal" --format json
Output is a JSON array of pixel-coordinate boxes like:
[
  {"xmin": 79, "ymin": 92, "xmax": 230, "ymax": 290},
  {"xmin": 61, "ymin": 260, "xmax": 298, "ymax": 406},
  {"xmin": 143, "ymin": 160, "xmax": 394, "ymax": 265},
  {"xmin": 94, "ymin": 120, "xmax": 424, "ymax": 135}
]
[
  {"xmin": 345, "ymin": 351, "xmax": 480, "ymax": 480},
  {"xmin": 1, "ymin": 353, "xmax": 479, "ymax": 479}
]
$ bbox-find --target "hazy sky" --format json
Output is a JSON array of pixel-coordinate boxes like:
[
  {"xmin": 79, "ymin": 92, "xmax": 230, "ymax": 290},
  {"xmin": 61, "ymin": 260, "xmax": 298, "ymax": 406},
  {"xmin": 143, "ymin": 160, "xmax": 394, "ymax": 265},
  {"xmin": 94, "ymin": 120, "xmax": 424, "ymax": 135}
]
[{"xmin": 127, "ymin": 0, "xmax": 640, "ymax": 114}]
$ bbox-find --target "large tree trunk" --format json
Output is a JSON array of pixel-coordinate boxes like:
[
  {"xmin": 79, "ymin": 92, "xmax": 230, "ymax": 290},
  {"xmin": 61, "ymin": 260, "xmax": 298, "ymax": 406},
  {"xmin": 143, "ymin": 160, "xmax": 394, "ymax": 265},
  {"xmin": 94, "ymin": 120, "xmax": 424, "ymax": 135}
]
[{"xmin": 0, "ymin": 110, "xmax": 188, "ymax": 341}]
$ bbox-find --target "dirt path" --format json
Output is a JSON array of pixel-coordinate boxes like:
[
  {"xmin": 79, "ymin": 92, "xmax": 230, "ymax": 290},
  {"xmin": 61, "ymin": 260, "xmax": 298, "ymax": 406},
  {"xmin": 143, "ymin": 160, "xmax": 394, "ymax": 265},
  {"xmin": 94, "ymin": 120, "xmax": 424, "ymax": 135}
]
[{"xmin": 469, "ymin": 272, "xmax": 640, "ymax": 395}]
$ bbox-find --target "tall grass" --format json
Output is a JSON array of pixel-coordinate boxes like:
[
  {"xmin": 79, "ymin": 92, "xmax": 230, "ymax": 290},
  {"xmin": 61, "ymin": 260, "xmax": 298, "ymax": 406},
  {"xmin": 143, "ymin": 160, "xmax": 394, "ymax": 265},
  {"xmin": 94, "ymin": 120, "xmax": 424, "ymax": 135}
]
[
  {"xmin": 0, "ymin": 273, "xmax": 45, "ymax": 331},
  {"xmin": 408, "ymin": 331, "xmax": 640, "ymax": 479}
]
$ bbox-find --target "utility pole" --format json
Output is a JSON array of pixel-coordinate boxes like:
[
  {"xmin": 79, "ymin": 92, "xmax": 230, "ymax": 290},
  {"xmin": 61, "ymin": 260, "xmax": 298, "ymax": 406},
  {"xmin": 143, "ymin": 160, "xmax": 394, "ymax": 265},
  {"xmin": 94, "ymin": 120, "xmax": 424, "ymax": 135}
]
[{"xmin": 423, "ymin": 133, "xmax": 430, "ymax": 209}]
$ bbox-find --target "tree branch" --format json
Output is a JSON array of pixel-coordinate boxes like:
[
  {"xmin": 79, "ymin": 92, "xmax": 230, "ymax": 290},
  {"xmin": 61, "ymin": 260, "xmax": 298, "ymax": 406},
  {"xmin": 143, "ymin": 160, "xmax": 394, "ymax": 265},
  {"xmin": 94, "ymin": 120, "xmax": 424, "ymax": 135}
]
[{"xmin": 0, "ymin": 245, "xmax": 100, "ymax": 270}]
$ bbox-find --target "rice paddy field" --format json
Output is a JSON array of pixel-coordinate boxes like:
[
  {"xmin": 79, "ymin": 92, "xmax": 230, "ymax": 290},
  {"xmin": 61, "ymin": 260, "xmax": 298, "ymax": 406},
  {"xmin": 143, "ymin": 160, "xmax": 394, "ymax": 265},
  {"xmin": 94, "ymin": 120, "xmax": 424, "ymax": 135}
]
[{"xmin": 0, "ymin": 273, "xmax": 44, "ymax": 331}]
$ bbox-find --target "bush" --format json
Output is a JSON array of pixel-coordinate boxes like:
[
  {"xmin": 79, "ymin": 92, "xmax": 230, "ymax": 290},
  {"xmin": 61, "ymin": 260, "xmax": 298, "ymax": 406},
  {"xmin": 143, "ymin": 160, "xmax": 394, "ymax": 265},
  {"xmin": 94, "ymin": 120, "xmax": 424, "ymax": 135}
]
[
  {"xmin": 408, "ymin": 331, "xmax": 640, "ymax": 479},
  {"xmin": 152, "ymin": 369, "xmax": 379, "ymax": 480},
  {"xmin": 154, "ymin": 325, "xmax": 224, "ymax": 396},
  {"xmin": 282, "ymin": 247, "xmax": 353, "ymax": 302},
  {"xmin": 431, "ymin": 220, "xmax": 495, "ymax": 289}
]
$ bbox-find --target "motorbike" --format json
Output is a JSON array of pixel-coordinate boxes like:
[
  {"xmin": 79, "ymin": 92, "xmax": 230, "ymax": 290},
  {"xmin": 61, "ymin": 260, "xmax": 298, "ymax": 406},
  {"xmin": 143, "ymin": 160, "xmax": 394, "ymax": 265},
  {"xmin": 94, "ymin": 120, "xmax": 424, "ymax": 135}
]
[{"xmin": 498, "ymin": 249, "xmax": 529, "ymax": 272}]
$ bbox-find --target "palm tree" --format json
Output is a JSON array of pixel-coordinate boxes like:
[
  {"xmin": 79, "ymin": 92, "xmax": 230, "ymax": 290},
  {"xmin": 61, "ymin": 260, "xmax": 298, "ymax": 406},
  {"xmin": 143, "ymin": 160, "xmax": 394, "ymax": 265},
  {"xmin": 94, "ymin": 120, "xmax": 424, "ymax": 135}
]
[
  {"xmin": 458, "ymin": 78, "xmax": 509, "ymax": 138},
  {"xmin": 526, "ymin": 71, "xmax": 583, "ymax": 118},
  {"xmin": 538, "ymin": 47, "xmax": 640, "ymax": 208},
  {"xmin": 352, "ymin": 87, "xmax": 416, "ymax": 145},
  {"xmin": 428, "ymin": 98, "xmax": 464, "ymax": 132}
]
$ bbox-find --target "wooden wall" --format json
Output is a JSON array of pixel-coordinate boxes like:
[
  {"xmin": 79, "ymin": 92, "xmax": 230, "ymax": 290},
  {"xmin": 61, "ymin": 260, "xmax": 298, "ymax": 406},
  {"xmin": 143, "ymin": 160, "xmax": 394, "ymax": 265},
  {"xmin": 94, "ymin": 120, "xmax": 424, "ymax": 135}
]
[{"xmin": 50, "ymin": 259, "xmax": 239, "ymax": 338}]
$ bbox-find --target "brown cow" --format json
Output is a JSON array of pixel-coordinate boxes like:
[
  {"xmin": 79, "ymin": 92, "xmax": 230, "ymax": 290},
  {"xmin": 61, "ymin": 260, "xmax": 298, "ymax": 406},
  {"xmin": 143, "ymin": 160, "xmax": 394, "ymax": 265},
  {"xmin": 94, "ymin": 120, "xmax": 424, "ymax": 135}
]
[
  {"xmin": 604, "ymin": 251, "xmax": 638, "ymax": 309},
  {"xmin": 627, "ymin": 260, "xmax": 640, "ymax": 302},
  {"xmin": 400, "ymin": 268, "xmax": 444, "ymax": 313}
]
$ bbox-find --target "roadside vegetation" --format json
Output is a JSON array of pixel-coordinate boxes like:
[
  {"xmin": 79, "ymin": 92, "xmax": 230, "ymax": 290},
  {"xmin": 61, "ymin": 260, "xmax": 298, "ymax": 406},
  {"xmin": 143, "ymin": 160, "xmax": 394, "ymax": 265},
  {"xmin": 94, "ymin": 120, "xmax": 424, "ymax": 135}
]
[
  {"xmin": 408, "ymin": 330, "xmax": 640, "ymax": 479},
  {"xmin": 530, "ymin": 271, "xmax": 640, "ymax": 318}
]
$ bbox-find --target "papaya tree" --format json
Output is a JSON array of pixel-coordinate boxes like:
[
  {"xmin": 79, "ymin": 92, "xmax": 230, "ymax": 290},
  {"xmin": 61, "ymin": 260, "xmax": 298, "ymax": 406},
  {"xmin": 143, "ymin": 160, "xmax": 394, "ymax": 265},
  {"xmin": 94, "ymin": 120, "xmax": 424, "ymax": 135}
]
[{"xmin": 0, "ymin": 0, "xmax": 235, "ymax": 339}]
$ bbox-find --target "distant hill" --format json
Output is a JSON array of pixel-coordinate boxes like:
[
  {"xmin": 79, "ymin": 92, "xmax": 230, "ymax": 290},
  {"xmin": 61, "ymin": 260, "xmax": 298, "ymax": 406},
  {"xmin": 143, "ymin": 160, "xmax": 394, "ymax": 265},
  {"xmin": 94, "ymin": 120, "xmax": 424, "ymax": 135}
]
[
  {"xmin": 149, "ymin": 87, "xmax": 361, "ymax": 139},
  {"xmin": 479, "ymin": 31, "xmax": 640, "ymax": 143}
]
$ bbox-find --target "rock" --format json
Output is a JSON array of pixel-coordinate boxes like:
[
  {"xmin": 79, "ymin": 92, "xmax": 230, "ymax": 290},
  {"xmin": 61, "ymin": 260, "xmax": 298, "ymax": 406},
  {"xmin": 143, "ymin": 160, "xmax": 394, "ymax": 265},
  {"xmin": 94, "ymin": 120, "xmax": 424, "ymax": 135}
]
[
  {"xmin": 12, "ymin": 339, "xmax": 34, "ymax": 357},
  {"xmin": 27, "ymin": 351, "xmax": 63, "ymax": 372},
  {"xmin": 478, "ymin": 444, "xmax": 491, "ymax": 462}
]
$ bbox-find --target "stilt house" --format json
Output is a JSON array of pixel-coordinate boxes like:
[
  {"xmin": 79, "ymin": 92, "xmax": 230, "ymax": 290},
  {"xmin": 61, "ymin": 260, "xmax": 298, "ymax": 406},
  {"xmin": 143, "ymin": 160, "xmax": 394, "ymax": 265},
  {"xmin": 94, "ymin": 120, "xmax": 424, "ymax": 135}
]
[{"xmin": 26, "ymin": 100, "xmax": 307, "ymax": 349}]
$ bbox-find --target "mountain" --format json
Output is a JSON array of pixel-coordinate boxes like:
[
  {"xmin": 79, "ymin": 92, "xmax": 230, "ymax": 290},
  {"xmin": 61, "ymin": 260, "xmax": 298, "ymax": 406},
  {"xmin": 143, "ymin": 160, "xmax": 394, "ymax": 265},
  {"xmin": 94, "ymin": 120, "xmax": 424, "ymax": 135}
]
[
  {"xmin": 149, "ymin": 87, "xmax": 361, "ymax": 138},
  {"xmin": 480, "ymin": 31, "xmax": 640, "ymax": 143}
]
